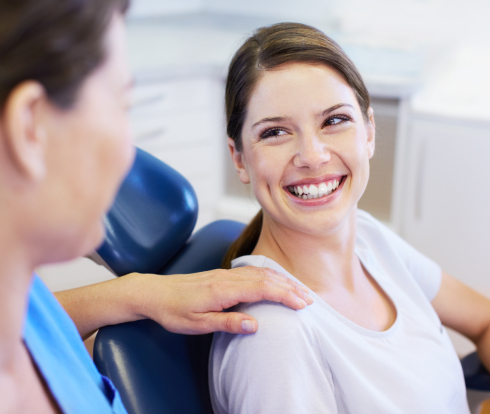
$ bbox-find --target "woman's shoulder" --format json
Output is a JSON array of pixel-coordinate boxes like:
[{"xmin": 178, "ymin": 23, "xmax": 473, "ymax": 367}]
[
  {"xmin": 214, "ymin": 291, "xmax": 321, "ymax": 360},
  {"xmin": 25, "ymin": 275, "xmax": 128, "ymax": 413},
  {"xmin": 210, "ymin": 299, "xmax": 334, "ymax": 414},
  {"xmin": 210, "ymin": 301, "xmax": 329, "ymax": 396},
  {"xmin": 236, "ymin": 299, "xmax": 316, "ymax": 351}
]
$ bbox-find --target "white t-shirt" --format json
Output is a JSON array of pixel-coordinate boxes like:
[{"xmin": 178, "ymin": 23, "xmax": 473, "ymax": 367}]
[{"xmin": 209, "ymin": 210, "xmax": 469, "ymax": 414}]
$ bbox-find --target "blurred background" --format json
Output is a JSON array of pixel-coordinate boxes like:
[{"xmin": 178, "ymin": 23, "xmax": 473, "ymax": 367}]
[{"xmin": 38, "ymin": 0, "xmax": 490, "ymax": 357}]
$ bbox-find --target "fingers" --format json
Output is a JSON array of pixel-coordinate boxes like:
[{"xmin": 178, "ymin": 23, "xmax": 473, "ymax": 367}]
[
  {"xmin": 252, "ymin": 280, "xmax": 311, "ymax": 310},
  {"xmin": 216, "ymin": 268, "xmax": 314, "ymax": 311},
  {"xmin": 242, "ymin": 266, "xmax": 313, "ymax": 302},
  {"xmin": 230, "ymin": 266, "xmax": 312, "ymax": 301},
  {"xmin": 206, "ymin": 312, "xmax": 258, "ymax": 334},
  {"xmin": 283, "ymin": 278, "xmax": 314, "ymax": 305}
]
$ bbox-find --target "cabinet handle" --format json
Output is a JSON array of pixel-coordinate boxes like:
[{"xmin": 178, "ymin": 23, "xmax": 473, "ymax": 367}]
[
  {"xmin": 134, "ymin": 128, "xmax": 165, "ymax": 142},
  {"xmin": 414, "ymin": 141, "xmax": 426, "ymax": 220}
]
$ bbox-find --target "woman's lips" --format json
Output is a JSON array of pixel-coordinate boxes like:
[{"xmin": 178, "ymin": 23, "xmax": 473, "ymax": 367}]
[{"xmin": 286, "ymin": 176, "xmax": 346, "ymax": 200}]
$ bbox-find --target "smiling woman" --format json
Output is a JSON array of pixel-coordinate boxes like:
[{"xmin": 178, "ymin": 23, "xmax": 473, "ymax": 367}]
[
  {"xmin": 222, "ymin": 23, "xmax": 373, "ymax": 268},
  {"xmin": 210, "ymin": 23, "xmax": 490, "ymax": 414}
]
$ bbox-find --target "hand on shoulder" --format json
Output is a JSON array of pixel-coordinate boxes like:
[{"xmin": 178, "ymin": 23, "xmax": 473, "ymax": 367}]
[{"xmin": 128, "ymin": 266, "xmax": 313, "ymax": 335}]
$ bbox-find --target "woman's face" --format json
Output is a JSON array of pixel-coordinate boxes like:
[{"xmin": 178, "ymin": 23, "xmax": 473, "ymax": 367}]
[
  {"xmin": 231, "ymin": 63, "xmax": 375, "ymax": 235},
  {"xmin": 38, "ymin": 13, "xmax": 134, "ymax": 261}
]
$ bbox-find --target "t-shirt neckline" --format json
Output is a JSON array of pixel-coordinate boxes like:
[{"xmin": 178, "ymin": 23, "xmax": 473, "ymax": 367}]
[{"xmin": 232, "ymin": 251, "xmax": 401, "ymax": 338}]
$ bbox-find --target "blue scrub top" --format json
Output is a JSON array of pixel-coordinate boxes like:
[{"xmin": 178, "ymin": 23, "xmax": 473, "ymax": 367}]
[{"xmin": 23, "ymin": 275, "xmax": 128, "ymax": 414}]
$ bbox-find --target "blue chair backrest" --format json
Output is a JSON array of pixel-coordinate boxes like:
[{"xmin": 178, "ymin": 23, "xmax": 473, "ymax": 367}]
[
  {"xmin": 97, "ymin": 148, "xmax": 198, "ymax": 276},
  {"xmin": 93, "ymin": 148, "xmax": 245, "ymax": 414}
]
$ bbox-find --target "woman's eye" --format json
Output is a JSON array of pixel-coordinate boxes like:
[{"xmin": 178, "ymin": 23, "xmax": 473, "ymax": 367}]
[
  {"xmin": 324, "ymin": 115, "xmax": 351, "ymax": 127},
  {"xmin": 260, "ymin": 128, "xmax": 288, "ymax": 139}
]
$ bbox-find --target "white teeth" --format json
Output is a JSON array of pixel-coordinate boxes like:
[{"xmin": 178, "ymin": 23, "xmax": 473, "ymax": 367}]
[
  {"xmin": 309, "ymin": 185, "xmax": 318, "ymax": 198},
  {"xmin": 319, "ymin": 182, "xmax": 328, "ymax": 197},
  {"xmin": 290, "ymin": 177, "xmax": 343, "ymax": 199}
]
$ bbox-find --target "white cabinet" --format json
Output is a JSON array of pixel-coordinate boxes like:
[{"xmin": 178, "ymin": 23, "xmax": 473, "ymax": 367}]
[
  {"xmin": 131, "ymin": 76, "xmax": 226, "ymax": 230},
  {"xmin": 400, "ymin": 119, "xmax": 490, "ymax": 296}
]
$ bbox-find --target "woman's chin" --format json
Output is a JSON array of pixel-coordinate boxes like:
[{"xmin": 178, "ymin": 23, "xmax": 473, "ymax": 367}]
[
  {"xmin": 68, "ymin": 220, "xmax": 107, "ymax": 261},
  {"xmin": 85, "ymin": 220, "xmax": 106, "ymax": 252},
  {"xmin": 279, "ymin": 205, "xmax": 355, "ymax": 236}
]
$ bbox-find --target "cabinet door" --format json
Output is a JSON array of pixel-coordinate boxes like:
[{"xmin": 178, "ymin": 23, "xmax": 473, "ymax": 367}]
[
  {"xmin": 130, "ymin": 76, "xmax": 226, "ymax": 231},
  {"xmin": 401, "ymin": 120, "xmax": 490, "ymax": 295}
]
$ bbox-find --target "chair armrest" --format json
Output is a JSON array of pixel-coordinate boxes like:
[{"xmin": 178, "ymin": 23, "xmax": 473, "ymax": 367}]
[{"xmin": 462, "ymin": 351, "xmax": 490, "ymax": 391}]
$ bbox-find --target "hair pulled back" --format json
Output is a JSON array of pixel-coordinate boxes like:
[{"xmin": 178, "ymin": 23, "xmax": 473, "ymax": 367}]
[
  {"xmin": 0, "ymin": 0, "xmax": 129, "ymax": 111},
  {"xmin": 223, "ymin": 22, "xmax": 371, "ymax": 269}
]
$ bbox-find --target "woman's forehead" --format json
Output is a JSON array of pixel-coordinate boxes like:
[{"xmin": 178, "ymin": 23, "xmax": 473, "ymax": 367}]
[{"xmin": 247, "ymin": 63, "xmax": 359, "ymax": 120}]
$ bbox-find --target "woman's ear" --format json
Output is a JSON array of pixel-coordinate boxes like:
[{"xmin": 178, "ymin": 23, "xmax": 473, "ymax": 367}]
[
  {"xmin": 228, "ymin": 137, "xmax": 250, "ymax": 184},
  {"xmin": 366, "ymin": 107, "xmax": 375, "ymax": 159},
  {"xmin": 3, "ymin": 81, "xmax": 48, "ymax": 183}
]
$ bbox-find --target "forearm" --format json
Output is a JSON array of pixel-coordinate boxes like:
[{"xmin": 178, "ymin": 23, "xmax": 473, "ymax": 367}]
[
  {"xmin": 54, "ymin": 273, "xmax": 144, "ymax": 340},
  {"xmin": 54, "ymin": 266, "xmax": 312, "ymax": 338}
]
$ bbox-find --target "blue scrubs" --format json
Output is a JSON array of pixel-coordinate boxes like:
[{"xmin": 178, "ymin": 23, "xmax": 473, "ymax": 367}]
[{"xmin": 23, "ymin": 275, "xmax": 128, "ymax": 414}]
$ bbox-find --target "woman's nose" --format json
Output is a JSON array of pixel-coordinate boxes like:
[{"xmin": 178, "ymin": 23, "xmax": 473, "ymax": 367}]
[{"xmin": 293, "ymin": 133, "xmax": 331, "ymax": 170}]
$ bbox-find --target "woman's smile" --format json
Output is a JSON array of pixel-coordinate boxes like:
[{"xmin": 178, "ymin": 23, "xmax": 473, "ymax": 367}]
[{"xmin": 286, "ymin": 175, "xmax": 347, "ymax": 200}]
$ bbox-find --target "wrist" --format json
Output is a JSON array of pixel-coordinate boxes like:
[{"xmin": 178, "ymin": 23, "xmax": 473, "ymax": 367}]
[{"xmin": 119, "ymin": 272, "xmax": 149, "ymax": 322}]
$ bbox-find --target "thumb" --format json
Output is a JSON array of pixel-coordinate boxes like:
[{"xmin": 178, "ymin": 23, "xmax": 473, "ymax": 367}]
[{"xmin": 207, "ymin": 312, "xmax": 258, "ymax": 334}]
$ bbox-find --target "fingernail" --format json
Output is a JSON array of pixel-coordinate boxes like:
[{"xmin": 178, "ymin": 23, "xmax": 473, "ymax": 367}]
[
  {"xmin": 297, "ymin": 298, "xmax": 307, "ymax": 308},
  {"xmin": 305, "ymin": 294, "xmax": 314, "ymax": 304},
  {"xmin": 241, "ymin": 320, "xmax": 256, "ymax": 333}
]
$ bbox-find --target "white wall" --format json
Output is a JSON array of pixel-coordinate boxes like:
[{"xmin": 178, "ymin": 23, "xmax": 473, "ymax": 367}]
[
  {"xmin": 204, "ymin": 0, "xmax": 337, "ymax": 23},
  {"xmin": 128, "ymin": 0, "xmax": 490, "ymax": 49},
  {"xmin": 330, "ymin": 0, "xmax": 490, "ymax": 46},
  {"xmin": 127, "ymin": 0, "xmax": 202, "ymax": 19}
]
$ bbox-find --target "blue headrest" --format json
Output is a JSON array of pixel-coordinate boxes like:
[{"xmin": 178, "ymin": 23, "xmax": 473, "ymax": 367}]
[{"xmin": 96, "ymin": 148, "xmax": 198, "ymax": 276}]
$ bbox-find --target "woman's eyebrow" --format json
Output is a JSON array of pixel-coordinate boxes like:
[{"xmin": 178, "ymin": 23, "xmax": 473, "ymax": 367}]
[
  {"xmin": 251, "ymin": 115, "xmax": 293, "ymax": 129},
  {"xmin": 321, "ymin": 103, "xmax": 354, "ymax": 116},
  {"xmin": 251, "ymin": 103, "xmax": 354, "ymax": 130}
]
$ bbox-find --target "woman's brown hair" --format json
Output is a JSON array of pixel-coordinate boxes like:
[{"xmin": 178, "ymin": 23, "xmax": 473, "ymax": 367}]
[
  {"xmin": 222, "ymin": 22, "xmax": 371, "ymax": 269},
  {"xmin": 0, "ymin": 0, "xmax": 130, "ymax": 110}
]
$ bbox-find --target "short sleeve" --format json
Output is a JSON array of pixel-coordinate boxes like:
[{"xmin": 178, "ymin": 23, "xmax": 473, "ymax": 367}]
[
  {"xmin": 357, "ymin": 210, "xmax": 442, "ymax": 301},
  {"xmin": 209, "ymin": 301, "xmax": 337, "ymax": 414}
]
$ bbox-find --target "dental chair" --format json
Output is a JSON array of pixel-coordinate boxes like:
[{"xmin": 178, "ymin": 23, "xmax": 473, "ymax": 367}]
[
  {"xmin": 93, "ymin": 148, "xmax": 490, "ymax": 414},
  {"xmin": 93, "ymin": 148, "xmax": 244, "ymax": 414}
]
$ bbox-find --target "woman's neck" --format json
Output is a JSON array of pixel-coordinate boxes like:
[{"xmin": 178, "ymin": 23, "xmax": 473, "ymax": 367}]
[
  {"xmin": 0, "ymin": 221, "xmax": 36, "ymax": 371},
  {"xmin": 0, "ymin": 216, "xmax": 62, "ymax": 413},
  {"xmin": 252, "ymin": 208, "xmax": 360, "ymax": 292}
]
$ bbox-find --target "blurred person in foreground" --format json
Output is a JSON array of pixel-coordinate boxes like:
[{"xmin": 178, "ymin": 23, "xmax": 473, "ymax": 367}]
[{"xmin": 0, "ymin": 1, "xmax": 313, "ymax": 412}]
